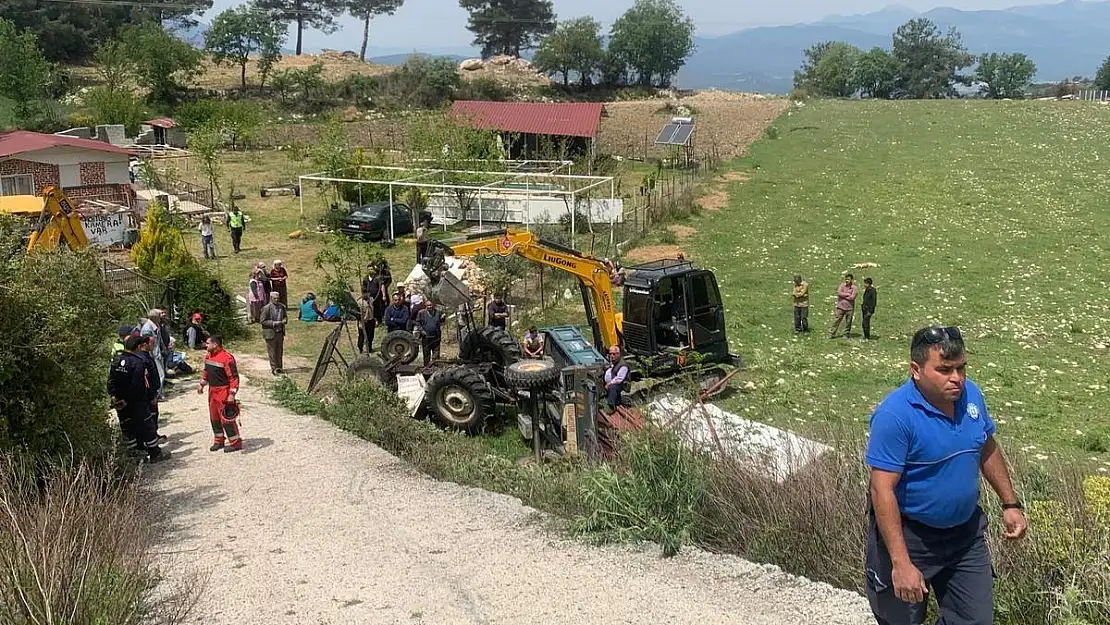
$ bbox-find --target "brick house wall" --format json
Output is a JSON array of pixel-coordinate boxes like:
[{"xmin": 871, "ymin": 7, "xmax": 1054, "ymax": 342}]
[
  {"xmin": 79, "ymin": 162, "xmax": 106, "ymax": 185},
  {"xmin": 1, "ymin": 157, "xmax": 131, "ymax": 208},
  {"xmin": 0, "ymin": 158, "xmax": 61, "ymax": 189},
  {"xmin": 66, "ymin": 184, "xmax": 131, "ymax": 206}
]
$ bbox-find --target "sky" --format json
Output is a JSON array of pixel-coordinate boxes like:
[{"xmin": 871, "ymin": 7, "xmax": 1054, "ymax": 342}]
[{"xmin": 200, "ymin": 0, "xmax": 1064, "ymax": 55}]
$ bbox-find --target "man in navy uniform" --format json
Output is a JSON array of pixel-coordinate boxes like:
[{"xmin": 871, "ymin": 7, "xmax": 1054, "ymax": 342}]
[
  {"xmin": 108, "ymin": 334, "xmax": 171, "ymax": 463},
  {"xmin": 865, "ymin": 326, "xmax": 1026, "ymax": 625}
]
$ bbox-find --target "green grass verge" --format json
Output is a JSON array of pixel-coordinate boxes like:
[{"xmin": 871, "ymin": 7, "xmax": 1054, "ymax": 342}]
[{"xmin": 687, "ymin": 99, "xmax": 1110, "ymax": 466}]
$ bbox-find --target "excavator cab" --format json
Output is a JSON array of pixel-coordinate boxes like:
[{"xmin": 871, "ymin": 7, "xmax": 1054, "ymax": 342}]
[{"xmin": 619, "ymin": 259, "xmax": 731, "ymax": 372}]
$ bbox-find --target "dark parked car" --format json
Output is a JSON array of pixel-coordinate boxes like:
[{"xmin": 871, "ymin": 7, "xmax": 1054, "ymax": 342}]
[{"xmin": 339, "ymin": 201, "xmax": 416, "ymax": 242}]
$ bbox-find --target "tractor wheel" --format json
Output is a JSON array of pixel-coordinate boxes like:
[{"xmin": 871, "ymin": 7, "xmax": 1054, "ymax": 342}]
[
  {"xmin": 459, "ymin": 326, "xmax": 522, "ymax": 367},
  {"xmin": 379, "ymin": 329, "xmax": 419, "ymax": 365},
  {"xmin": 424, "ymin": 365, "xmax": 496, "ymax": 435},
  {"xmin": 504, "ymin": 358, "xmax": 560, "ymax": 391},
  {"xmin": 347, "ymin": 354, "xmax": 396, "ymax": 391}
]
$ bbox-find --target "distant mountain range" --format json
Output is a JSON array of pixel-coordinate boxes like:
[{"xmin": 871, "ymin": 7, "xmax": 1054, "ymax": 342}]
[{"xmin": 677, "ymin": 0, "xmax": 1110, "ymax": 93}]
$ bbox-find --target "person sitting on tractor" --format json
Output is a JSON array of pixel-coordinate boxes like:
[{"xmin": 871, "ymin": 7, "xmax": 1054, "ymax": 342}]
[{"xmin": 523, "ymin": 326, "xmax": 544, "ymax": 358}]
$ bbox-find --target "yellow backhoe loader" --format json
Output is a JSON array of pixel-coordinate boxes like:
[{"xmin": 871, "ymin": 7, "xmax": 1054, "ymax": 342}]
[
  {"xmin": 422, "ymin": 228, "xmax": 743, "ymax": 401},
  {"xmin": 25, "ymin": 186, "xmax": 90, "ymax": 252}
]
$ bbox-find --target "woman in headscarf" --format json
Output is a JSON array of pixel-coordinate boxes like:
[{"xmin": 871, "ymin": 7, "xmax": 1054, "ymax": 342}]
[
  {"xmin": 270, "ymin": 259, "xmax": 289, "ymax": 305},
  {"xmin": 248, "ymin": 268, "xmax": 265, "ymax": 324}
]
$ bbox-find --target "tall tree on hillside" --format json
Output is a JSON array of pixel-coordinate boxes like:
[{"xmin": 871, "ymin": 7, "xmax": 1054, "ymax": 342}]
[
  {"xmin": 794, "ymin": 41, "xmax": 832, "ymax": 92},
  {"xmin": 854, "ymin": 47, "xmax": 901, "ymax": 99},
  {"xmin": 608, "ymin": 0, "xmax": 695, "ymax": 88},
  {"xmin": 459, "ymin": 0, "xmax": 556, "ymax": 58},
  {"xmin": 136, "ymin": 0, "xmax": 214, "ymax": 30},
  {"xmin": 120, "ymin": 23, "xmax": 203, "ymax": 103},
  {"xmin": 0, "ymin": 18, "xmax": 54, "ymax": 121},
  {"xmin": 975, "ymin": 52, "xmax": 1037, "ymax": 99},
  {"xmin": 254, "ymin": 0, "xmax": 345, "ymax": 56},
  {"xmin": 532, "ymin": 17, "xmax": 604, "ymax": 87},
  {"xmin": 794, "ymin": 41, "xmax": 861, "ymax": 97},
  {"xmin": 0, "ymin": 0, "xmax": 135, "ymax": 63},
  {"xmin": 205, "ymin": 5, "xmax": 286, "ymax": 89},
  {"xmin": 1095, "ymin": 55, "xmax": 1110, "ymax": 90},
  {"xmin": 892, "ymin": 17, "xmax": 973, "ymax": 99},
  {"xmin": 345, "ymin": 0, "xmax": 405, "ymax": 63}
]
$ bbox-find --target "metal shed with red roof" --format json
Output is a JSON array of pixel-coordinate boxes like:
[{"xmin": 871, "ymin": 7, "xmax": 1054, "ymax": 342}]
[{"xmin": 449, "ymin": 100, "xmax": 605, "ymax": 160}]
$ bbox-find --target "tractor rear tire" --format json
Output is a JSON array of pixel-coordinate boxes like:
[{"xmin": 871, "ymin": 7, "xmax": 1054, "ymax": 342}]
[
  {"xmin": 347, "ymin": 354, "xmax": 396, "ymax": 391},
  {"xmin": 459, "ymin": 326, "xmax": 522, "ymax": 367},
  {"xmin": 424, "ymin": 365, "xmax": 496, "ymax": 435},
  {"xmin": 504, "ymin": 358, "xmax": 560, "ymax": 391},
  {"xmin": 380, "ymin": 330, "xmax": 419, "ymax": 365}
]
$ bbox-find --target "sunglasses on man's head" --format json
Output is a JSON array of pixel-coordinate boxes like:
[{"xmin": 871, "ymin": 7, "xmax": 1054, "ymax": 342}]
[{"xmin": 913, "ymin": 326, "xmax": 963, "ymax": 347}]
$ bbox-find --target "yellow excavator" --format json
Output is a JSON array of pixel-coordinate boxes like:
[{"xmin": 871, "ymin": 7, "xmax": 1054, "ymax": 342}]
[
  {"xmin": 25, "ymin": 186, "xmax": 90, "ymax": 252},
  {"xmin": 422, "ymin": 228, "xmax": 743, "ymax": 399}
]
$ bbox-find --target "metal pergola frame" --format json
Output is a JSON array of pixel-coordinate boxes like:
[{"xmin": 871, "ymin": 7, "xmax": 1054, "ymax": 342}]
[{"xmin": 298, "ymin": 164, "xmax": 616, "ymax": 245}]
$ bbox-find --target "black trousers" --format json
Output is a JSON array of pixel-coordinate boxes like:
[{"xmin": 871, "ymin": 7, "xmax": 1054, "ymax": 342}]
[
  {"xmin": 607, "ymin": 383, "xmax": 622, "ymax": 409},
  {"xmin": 421, "ymin": 336, "xmax": 441, "ymax": 365},
  {"xmin": 794, "ymin": 306, "xmax": 809, "ymax": 332},
  {"xmin": 118, "ymin": 407, "xmax": 162, "ymax": 459},
  {"xmin": 357, "ymin": 320, "xmax": 377, "ymax": 354},
  {"xmin": 863, "ymin": 308, "xmax": 875, "ymax": 339},
  {"xmin": 416, "ymin": 241, "xmax": 428, "ymax": 264},
  {"xmin": 229, "ymin": 227, "xmax": 243, "ymax": 253},
  {"xmin": 866, "ymin": 508, "xmax": 993, "ymax": 625}
]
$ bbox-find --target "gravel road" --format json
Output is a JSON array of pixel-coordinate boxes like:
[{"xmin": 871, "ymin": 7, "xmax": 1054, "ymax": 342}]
[{"xmin": 146, "ymin": 356, "xmax": 874, "ymax": 625}]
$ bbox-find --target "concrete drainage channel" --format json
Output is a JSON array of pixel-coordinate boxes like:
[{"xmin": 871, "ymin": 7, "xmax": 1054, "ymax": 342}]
[{"xmin": 648, "ymin": 395, "xmax": 832, "ymax": 483}]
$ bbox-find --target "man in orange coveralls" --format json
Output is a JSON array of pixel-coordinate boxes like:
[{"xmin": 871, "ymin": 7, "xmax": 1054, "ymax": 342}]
[{"xmin": 196, "ymin": 335, "xmax": 242, "ymax": 453}]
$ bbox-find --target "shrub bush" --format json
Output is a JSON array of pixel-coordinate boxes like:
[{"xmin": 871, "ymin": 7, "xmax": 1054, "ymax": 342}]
[
  {"xmin": 0, "ymin": 220, "xmax": 116, "ymax": 462},
  {"xmin": 377, "ymin": 55, "xmax": 461, "ymax": 109},
  {"xmin": 131, "ymin": 202, "xmax": 244, "ymax": 339},
  {"xmin": 575, "ymin": 426, "xmax": 706, "ymax": 557},
  {"xmin": 992, "ymin": 469, "xmax": 1110, "ymax": 625},
  {"xmin": 0, "ymin": 456, "xmax": 199, "ymax": 624}
]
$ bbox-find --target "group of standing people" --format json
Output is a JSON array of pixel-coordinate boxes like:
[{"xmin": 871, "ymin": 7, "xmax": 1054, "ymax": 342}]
[
  {"xmin": 792, "ymin": 273, "xmax": 878, "ymax": 339},
  {"xmin": 248, "ymin": 260, "xmax": 289, "ymax": 324}
]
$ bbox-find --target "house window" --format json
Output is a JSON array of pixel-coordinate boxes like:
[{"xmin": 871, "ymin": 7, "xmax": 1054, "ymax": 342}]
[{"xmin": 0, "ymin": 174, "xmax": 34, "ymax": 196}]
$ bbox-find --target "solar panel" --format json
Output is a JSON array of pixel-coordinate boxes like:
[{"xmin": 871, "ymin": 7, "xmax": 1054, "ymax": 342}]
[
  {"xmin": 654, "ymin": 123, "xmax": 679, "ymax": 144},
  {"xmin": 671, "ymin": 124, "xmax": 695, "ymax": 146}
]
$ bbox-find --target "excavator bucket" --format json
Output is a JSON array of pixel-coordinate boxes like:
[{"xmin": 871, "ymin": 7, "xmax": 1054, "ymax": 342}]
[{"xmin": 426, "ymin": 268, "xmax": 471, "ymax": 309}]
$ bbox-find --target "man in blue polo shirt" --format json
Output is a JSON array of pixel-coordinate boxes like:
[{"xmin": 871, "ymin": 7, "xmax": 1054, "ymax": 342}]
[{"xmin": 865, "ymin": 325, "xmax": 1027, "ymax": 625}]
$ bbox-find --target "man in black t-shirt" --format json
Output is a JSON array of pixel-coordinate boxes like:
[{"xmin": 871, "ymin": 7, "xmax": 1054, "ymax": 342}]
[{"xmin": 487, "ymin": 294, "xmax": 509, "ymax": 330}]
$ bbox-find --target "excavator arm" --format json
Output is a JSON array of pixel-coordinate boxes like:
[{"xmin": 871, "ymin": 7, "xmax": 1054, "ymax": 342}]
[
  {"xmin": 425, "ymin": 229, "xmax": 621, "ymax": 351},
  {"xmin": 26, "ymin": 186, "xmax": 90, "ymax": 252}
]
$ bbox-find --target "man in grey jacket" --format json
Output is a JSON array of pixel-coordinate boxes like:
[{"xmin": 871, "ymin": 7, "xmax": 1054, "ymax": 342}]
[{"xmin": 259, "ymin": 291, "xmax": 287, "ymax": 375}]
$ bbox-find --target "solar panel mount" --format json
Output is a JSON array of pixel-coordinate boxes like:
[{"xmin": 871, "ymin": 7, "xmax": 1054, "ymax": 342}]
[{"xmin": 653, "ymin": 118, "xmax": 695, "ymax": 147}]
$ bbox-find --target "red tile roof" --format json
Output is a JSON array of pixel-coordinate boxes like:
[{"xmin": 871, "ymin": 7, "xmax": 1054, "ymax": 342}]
[
  {"xmin": 449, "ymin": 101, "xmax": 604, "ymax": 138},
  {"xmin": 0, "ymin": 131, "xmax": 133, "ymax": 159}
]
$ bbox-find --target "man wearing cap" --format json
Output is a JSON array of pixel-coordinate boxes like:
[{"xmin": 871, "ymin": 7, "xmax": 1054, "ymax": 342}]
[
  {"xmin": 865, "ymin": 325, "xmax": 1027, "ymax": 625},
  {"xmin": 197, "ymin": 335, "xmax": 242, "ymax": 452},
  {"xmin": 108, "ymin": 334, "xmax": 170, "ymax": 463},
  {"xmin": 185, "ymin": 313, "xmax": 208, "ymax": 350},
  {"xmin": 259, "ymin": 290, "xmax": 287, "ymax": 375}
]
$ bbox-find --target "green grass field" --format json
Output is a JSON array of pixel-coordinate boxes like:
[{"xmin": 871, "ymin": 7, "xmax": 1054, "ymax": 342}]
[{"xmin": 682, "ymin": 99, "xmax": 1110, "ymax": 467}]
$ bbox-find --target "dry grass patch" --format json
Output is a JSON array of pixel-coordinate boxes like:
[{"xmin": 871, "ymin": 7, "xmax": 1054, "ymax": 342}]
[
  {"xmin": 598, "ymin": 92, "xmax": 789, "ymax": 160},
  {"xmin": 624, "ymin": 244, "xmax": 687, "ymax": 263},
  {"xmin": 193, "ymin": 52, "xmax": 394, "ymax": 90},
  {"xmin": 669, "ymin": 224, "xmax": 697, "ymax": 239},
  {"xmin": 717, "ymin": 171, "xmax": 751, "ymax": 183},
  {"xmin": 697, "ymin": 189, "xmax": 729, "ymax": 211}
]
